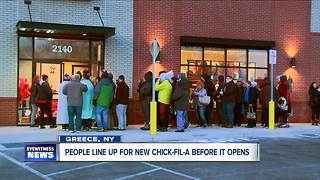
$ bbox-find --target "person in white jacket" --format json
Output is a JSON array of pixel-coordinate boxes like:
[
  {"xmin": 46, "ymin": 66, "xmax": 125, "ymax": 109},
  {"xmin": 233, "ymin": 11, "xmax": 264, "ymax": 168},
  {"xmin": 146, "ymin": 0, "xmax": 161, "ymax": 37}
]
[{"xmin": 56, "ymin": 74, "xmax": 71, "ymax": 129}]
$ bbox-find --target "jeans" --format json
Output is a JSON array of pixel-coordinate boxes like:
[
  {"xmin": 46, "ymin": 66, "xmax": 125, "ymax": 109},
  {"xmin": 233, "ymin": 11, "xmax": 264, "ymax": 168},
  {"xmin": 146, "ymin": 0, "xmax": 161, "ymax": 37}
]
[
  {"xmin": 68, "ymin": 106, "xmax": 82, "ymax": 131},
  {"xmin": 176, "ymin": 110, "xmax": 187, "ymax": 130},
  {"xmin": 31, "ymin": 104, "xmax": 37, "ymax": 125},
  {"xmin": 222, "ymin": 101, "xmax": 236, "ymax": 123},
  {"xmin": 262, "ymin": 108, "xmax": 269, "ymax": 126},
  {"xmin": 116, "ymin": 104, "xmax": 128, "ymax": 129},
  {"xmin": 96, "ymin": 105, "xmax": 109, "ymax": 130},
  {"xmin": 196, "ymin": 105, "xmax": 207, "ymax": 125}
]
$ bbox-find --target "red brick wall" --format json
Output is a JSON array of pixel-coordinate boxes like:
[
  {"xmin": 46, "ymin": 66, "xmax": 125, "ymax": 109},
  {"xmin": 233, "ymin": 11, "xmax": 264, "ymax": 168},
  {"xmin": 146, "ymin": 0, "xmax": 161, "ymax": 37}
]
[
  {"xmin": 0, "ymin": 97, "xmax": 17, "ymax": 126},
  {"xmin": 133, "ymin": 0, "xmax": 317, "ymax": 123}
]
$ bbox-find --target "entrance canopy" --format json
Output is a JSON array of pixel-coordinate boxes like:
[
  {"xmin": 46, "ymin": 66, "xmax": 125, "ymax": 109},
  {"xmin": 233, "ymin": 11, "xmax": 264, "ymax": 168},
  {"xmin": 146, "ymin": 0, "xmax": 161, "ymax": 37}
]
[{"xmin": 16, "ymin": 21, "xmax": 115, "ymax": 39}]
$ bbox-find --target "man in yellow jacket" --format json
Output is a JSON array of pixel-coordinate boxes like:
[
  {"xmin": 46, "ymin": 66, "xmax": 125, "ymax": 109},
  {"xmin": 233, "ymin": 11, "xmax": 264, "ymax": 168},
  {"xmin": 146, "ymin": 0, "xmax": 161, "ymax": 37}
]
[{"xmin": 155, "ymin": 72, "xmax": 173, "ymax": 131}]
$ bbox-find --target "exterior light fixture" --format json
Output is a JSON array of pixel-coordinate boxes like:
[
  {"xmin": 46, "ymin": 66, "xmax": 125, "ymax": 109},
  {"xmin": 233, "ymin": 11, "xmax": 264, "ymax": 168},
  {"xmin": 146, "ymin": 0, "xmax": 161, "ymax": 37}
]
[
  {"xmin": 290, "ymin": 57, "xmax": 296, "ymax": 68},
  {"xmin": 82, "ymin": 33, "xmax": 87, "ymax": 36},
  {"xmin": 24, "ymin": 0, "xmax": 32, "ymax": 22},
  {"xmin": 94, "ymin": 6, "xmax": 105, "ymax": 27}
]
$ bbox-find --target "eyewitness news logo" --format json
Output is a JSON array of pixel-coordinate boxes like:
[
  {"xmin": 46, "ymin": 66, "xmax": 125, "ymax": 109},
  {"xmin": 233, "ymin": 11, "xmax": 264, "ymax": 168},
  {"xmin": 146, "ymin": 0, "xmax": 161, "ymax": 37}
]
[{"xmin": 25, "ymin": 144, "xmax": 57, "ymax": 161}]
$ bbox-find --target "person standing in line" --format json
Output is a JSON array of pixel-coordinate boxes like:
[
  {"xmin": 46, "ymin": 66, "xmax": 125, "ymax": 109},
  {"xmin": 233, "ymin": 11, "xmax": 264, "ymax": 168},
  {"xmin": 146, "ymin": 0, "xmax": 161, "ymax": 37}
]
[
  {"xmin": 56, "ymin": 74, "xmax": 71, "ymax": 130},
  {"xmin": 309, "ymin": 82, "xmax": 320, "ymax": 126},
  {"xmin": 171, "ymin": 73, "xmax": 189, "ymax": 132},
  {"xmin": 36, "ymin": 75, "xmax": 53, "ymax": 129},
  {"xmin": 81, "ymin": 70, "xmax": 95, "ymax": 131},
  {"xmin": 220, "ymin": 75, "xmax": 237, "ymax": 128},
  {"xmin": 107, "ymin": 73, "xmax": 117, "ymax": 130},
  {"xmin": 214, "ymin": 75, "xmax": 225, "ymax": 126},
  {"xmin": 201, "ymin": 74, "xmax": 215, "ymax": 127},
  {"xmin": 245, "ymin": 81, "xmax": 259, "ymax": 128},
  {"xmin": 30, "ymin": 75, "xmax": 40, "ymax": 127},
  {"xmin": 63, "ymin": 74, "xmax": 88, "ymax": 132},
  {"xmin": 234, "ymin": 80, "xmax": 244, "ymax": 126},
  {"xmin": 155, "ymin": 72, "xmax": 173, "ymax": 132},
  {"xmin": 138, "ymin": 71, "xmax": 153, "ymax": 130},
  {"xmin": 94, "ymin": 71, "xmax": 114, "ymax": 131},
  {"xmin": 114, "ymin": 75, "xmax": 129, "ymax": 130},
  {"xmin": 276, "ymin": 75, "xmax": 291, "ymax": 128},
  {"xmin": 259, "ymin": 78, "xmax": 271, "ymax": 128},
  {"xmin": 193, "ymin": 80, "xmax": 208, "ymax": 127}
]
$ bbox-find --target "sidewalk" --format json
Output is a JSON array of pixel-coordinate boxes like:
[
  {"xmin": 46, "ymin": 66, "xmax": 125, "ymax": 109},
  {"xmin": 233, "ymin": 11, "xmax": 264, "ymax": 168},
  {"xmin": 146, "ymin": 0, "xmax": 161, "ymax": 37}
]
[{"xmin": 1, "ymin": 124, "xmax": 319, "ymax": 144}]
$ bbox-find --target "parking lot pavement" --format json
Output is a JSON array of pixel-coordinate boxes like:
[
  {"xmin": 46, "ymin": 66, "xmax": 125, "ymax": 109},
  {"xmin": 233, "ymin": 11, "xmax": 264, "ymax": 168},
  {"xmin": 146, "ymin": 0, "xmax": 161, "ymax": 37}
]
[{"xmin": 0, "ymin": 125, "xmax": 320, "ymax": 179}]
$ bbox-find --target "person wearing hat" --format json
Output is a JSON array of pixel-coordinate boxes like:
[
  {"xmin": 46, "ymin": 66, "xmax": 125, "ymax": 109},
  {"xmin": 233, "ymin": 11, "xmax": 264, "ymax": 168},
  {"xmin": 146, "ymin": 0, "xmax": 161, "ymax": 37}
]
[{"xmin": 56, "ymin": 74, "xmax": 71, "ymax": 129}]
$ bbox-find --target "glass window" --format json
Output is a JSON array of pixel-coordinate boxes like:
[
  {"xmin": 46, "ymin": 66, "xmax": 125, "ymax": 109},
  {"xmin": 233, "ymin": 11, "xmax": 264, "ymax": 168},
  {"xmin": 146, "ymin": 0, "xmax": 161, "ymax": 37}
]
[
  {"xmin": 249, "ymin": 50, "xmax": 268, "ymax": 68},
  {"xmin": 34, "ymin": 38, "xmax": 90, "ymax": 61},
  {"xmin": 19, "ymin": 37, "xmax": 32, "ymax": 59},
  {"xmin": 248, "ymin": 69, "xmax": 268, "ymax": 82},
  {"xmin": 227, "ymin": 68, "xmax": 247, "ymax": 82},
  {"xmin": 204, "ymin": 48, "xmax": 225, "ymax": 66},
  {"xmin": 203, "ymin": 66, "xmax": 225, "ymax": 81},
  {"xmin": 180, "ymin": 65, "xmax": 201, "ymax": 80},
  {"xmin": 91, "ymin": 41, "xmax": 103, "ymax": 63},
  {"xmin": 181, "ymin": 46, "xmax": 202, "ymax": 65},
  {"xmin": 18, "ymin": 60, "xmax": 33, "ymax": 124},
  {"xmin": 227, "ymin": 49, "xmax": 246, "ymax": 67}
]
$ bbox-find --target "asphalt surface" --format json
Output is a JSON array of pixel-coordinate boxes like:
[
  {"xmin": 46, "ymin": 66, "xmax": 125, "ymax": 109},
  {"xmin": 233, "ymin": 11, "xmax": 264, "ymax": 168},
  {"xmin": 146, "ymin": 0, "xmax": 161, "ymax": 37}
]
[{"xmin": 1, "ymin": 133, "xmax": 320, "ymax": 180}]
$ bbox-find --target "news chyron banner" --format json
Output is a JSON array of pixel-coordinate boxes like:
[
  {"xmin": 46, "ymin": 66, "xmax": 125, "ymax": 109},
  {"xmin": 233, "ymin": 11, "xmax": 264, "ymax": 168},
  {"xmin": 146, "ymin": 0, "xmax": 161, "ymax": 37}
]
[{"xmin": 25, "ymin": 135, "xmax": 260, "ymax": 162}]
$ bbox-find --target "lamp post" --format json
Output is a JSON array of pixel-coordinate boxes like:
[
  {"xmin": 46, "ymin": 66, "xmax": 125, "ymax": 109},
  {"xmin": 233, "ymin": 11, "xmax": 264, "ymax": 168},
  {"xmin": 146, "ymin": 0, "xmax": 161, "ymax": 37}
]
[{"xmin": 150, "ymin": 39, "xmax": 160, "ymax": 136}]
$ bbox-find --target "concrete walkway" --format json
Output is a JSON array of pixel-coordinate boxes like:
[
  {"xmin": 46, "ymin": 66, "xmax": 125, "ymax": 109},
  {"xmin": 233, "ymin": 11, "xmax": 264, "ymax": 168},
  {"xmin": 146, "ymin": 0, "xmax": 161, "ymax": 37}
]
[{"xmin": 0, "ymin": 124, "xmax": 319, "ymax": 144}]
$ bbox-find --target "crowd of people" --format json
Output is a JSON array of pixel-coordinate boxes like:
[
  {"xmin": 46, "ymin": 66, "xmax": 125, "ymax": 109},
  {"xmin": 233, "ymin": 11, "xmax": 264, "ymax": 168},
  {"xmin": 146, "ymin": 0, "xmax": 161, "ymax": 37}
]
[
  {"xmin": 27, "ymin": 68, "xmax": 320, "ymax": 132},
  {"xmin": 138, "ymin": 71, "xmax": 295, "ymax": 132},
  {"xmin": 30, "ymin": 70, "xmax": 129, "ymax": 132}
]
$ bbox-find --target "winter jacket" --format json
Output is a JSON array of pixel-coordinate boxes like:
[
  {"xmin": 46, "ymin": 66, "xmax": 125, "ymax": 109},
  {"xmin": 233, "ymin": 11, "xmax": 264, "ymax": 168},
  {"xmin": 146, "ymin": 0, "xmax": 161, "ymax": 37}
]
[
  {"xmin": 309, "ymin": 88, "xmax": 320, "ymax": 107},
  {"xmin": 37, "ymin": 81, "xmax": 52, "ymax": 103},
  {"xmin": 95, "ymin": 78, "xmax": 114, "ymax": 108},
  {"xmin": 30, "ymin": 83, "xmax": 39, "ymax": 104},
  {"xmin": 115, "ymin": 81, "xmax": 129, "ymax": 105},
  {"xmin": 155, "ymin": 80, "xmax": 172, "ymax": 105},
  {"xmin": 63, "ymin": 81, "xmax": 88, "ymax": 107},
  {"xmin": 222, "ymin": 82, "xmax": 237, "ymax": 102},
  {"xmin": 171, "ymin": 78, "xmax": 189, "ymax": 111},
  {"xmin": 259, "ymin": 83, "xmax": 271, "ymax": 108},
  {"xmin": 138, "ymin": 80, "xmax": 152, "ymax": 101},
  {"xmin": 194, "ymin": 88, "xmax": 207, "ymax": 107}
]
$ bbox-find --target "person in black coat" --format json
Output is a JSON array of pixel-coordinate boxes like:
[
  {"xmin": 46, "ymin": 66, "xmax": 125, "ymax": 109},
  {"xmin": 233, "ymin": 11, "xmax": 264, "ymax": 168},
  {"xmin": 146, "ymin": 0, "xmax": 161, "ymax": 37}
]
[
  {"xmin": 139, "ymin": 71, "xmax": 153, "ymax": 130},
  {"xmin": 36, "ymin": 75, "xmax": 53, "ymax": 129},
  {"xmin": 171, "ymin": 73, "xmax": 190, "ymax": 132},
  {"xmin": 244, "ymin": 81, "xmax": 259, "ymax": 128},
  {"xmin": 234, "ymin": 80, "xmax": 244, "ymax": 126},
  {"xmin": 309, "ymin": 82, "xmax": 320, "ymax": 125}
]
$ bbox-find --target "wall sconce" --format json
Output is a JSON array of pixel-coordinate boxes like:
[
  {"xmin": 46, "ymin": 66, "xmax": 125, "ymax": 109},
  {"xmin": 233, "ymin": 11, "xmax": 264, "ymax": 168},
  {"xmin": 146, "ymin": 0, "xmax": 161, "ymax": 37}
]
[{"xmin": 290, "ymin": 57, "xmax": 296, "ymax": 68}]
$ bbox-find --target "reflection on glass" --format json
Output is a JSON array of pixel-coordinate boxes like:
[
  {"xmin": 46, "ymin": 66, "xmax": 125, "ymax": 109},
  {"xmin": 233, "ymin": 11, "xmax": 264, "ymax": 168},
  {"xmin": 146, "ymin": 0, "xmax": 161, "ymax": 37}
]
[
  {"xmin": 180, "ymin": 65, "xmax": 201, "ymax": 80},
  {"xmin": 204, "ymin": 48, "xmax": 225, "ymax": 66},
  {"xmin": 227, "ymin": 49, "xmax": 246, "ymax": 67},
  {"xmin": 249, "ymin": 50, "xmax": 268, "ymax": 68},
  {"xmin": 227, "ymin": 68, "xmax": 247, "ymax": 82},
  {"xmin": 181, "ymin": 46, "xmax": 202, "ymax": 65},
  {"xmin": 91, "ymin": 41, "xmax": 103, "ymax": 63},
  {"xmin": 19, "ymin": 37, "xmax": 32, "ymax": 59},
  {"xmin": 248, "ymin": 69, "xmax": 268, "ymax": 82},
  {"xmin": 18, "ymin": 61, "xmax": 32, "ymax": 124},
  {"xmin": 203, "ymin": 66, "xmax": 225, "ymax": 81}
]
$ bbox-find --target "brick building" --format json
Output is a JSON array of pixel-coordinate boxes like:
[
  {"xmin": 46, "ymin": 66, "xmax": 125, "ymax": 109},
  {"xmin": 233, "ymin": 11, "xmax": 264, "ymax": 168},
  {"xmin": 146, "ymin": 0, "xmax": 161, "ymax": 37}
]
[{"xmin": 0, "ymin": 0, "xmax": 319, "ymax": 126}]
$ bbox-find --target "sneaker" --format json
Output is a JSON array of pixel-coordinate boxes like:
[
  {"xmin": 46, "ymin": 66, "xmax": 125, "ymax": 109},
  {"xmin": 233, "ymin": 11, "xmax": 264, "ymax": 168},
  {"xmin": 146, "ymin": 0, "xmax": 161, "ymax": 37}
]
[
  {"xmin": 97, "ymin": 129, "xmax": 104, "ymax": 132},
  {"xmin": 39, "ymin": 126, "xmax": 45, "ymax": 129},
  {"xmin": 75, "ymin": 130, "xmax": 80, "ymax": 133},
  {"xmin": 158, "ymin": 128, "xmax": 168, "ymax": 132},
  {"xmin": 195, "ymin": 124, "xmax": 202, "ymax": 128},
  {"xmin": 175, "ymin": 129, "xmax": 184, "ymax": 132},
  {"xmin": 185, "ymin": 122, "xmax": 192, "ymax": 129},
  {"xmin": 30, "ymin": 124, "xmax": 36, "ymax": 127},
  {"xmin": 69, "ymin": 130, "xmax": 75, "ymax": 133}
]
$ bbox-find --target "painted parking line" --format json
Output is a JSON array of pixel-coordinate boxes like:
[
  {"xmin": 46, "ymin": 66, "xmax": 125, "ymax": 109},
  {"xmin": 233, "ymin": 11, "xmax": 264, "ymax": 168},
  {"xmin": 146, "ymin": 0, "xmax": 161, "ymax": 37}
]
[
  {"xmin": 142, "ymin": 162, "xmax": 200, "ymax": 180},
  {"xmin": 45, "ymin": 162, "xmax": 110, "ymax": 177},
  {"xmin": 115, "ymin": 168, "xmax": 162, "ymax": 180},
  {"xmin": 0, "ymin": 151, "xmax": 52, "ymax": 180}
]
